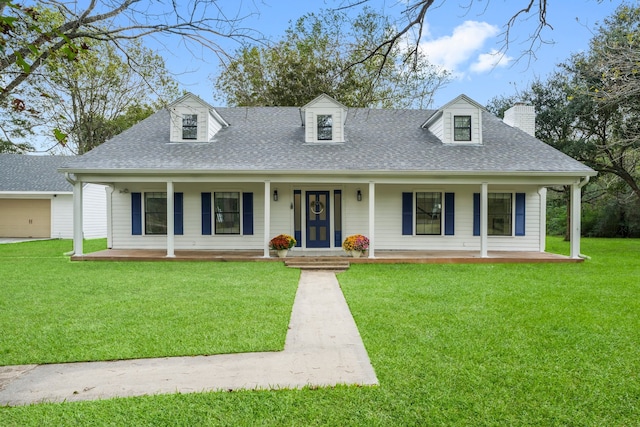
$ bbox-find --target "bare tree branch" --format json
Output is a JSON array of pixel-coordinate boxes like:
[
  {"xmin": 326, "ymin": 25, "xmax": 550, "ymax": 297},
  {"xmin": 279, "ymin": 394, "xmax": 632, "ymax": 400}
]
[
  {"xmin": 336, "ymin": 0, "xmax": 554, "ymax": 71},
  {"xmin": 1, "ymin": 1, "xmax": 264, "ymax": 101}
]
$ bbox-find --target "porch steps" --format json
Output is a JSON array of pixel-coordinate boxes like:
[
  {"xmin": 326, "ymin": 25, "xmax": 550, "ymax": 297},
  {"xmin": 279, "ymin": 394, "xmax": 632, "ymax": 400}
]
[{"xmin": 284, "ymin": 258, "xmax": 350, "ymax": 271}]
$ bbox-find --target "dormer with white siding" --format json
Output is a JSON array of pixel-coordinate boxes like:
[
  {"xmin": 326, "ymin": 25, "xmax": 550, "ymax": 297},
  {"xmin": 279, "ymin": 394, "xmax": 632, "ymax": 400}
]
[
  {"xmin": 169, "ymin": 93, "xmax": 228, "ymax": 143},
  {"xmin": 300, "ymin": 94, "xmax": 348, "ymax": 143},
  {"xmin": 422, "ymin": 94, "xmax": 484, "ymax": 145}
]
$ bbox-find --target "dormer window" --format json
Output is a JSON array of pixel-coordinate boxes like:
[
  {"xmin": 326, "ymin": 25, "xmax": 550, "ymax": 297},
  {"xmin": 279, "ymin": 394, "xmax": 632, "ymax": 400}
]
[
  {"xmin": 422, "ymin": 95, "xmax": 484, "ymax": 145},
  {"xmin": 454, "ymin": 115, "xmax": 471, "ymax": 141},
  {"xmin": 317, "ymin": 115, "xmax": 333, "ymax": 140},
  {"xmin": 300, "ymin": 94, "xmax": 347, "ymax": 143},
  {"xmin": 182, "ymin": 114, "xmax": 198, "ymax": 140},
  {"xmin": 169, "ymin": 93, "xmax": 228, "ymax": 143}
]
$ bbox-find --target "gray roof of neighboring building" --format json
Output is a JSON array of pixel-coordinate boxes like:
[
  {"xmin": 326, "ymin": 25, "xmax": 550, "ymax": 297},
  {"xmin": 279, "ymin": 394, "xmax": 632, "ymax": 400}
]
[
  {"xmin": 59, "ymin": 106, "xmax": 595, "ymax": 176},
  {"xmin": 0, "ymin": 154, "xmax": 73, "ymax": 192}
]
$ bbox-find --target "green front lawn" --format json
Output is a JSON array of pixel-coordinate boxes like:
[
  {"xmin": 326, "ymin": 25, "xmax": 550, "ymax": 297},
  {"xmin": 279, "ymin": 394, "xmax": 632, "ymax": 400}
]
[
  {"xmin": 0, "ymin": 239, "xmax": 300, "ymax": 365},
  {"xmin": 1, "ymin": 238, "xmax": 639, "ymax": 426}
]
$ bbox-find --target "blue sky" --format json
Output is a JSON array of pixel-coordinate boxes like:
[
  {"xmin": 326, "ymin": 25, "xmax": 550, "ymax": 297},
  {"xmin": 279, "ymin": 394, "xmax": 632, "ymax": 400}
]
[{"xmin": 154, "ymin": 1, "xmax": 618, "ymax": 108}]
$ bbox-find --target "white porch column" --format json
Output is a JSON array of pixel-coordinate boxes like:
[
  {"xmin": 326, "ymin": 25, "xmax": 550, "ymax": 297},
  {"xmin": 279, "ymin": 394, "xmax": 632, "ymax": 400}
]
[
  {"xmin": 480, "ymin": 182, "xmax": 488, "ymax": 258},
  {"xmin": 570, "ymin": 182, "xmax": 582, "ymax": 259},
  {"xmin": 73, "ymin": 181, "xmax": 84, "ymax": 256},
  {"xmin": 264, "ymin": 180, "xmax": 271, "ymax": 258},
  {"xmin": 538, "ymin": 187, "xmax": 547, "ymax": 252},
  {"xmin": 368, "ymin": 181, "xmax": 375, "ymax": 258},
  {"xmin": 166, "ymin": 181, "xmax": 175, "ymax": 258},
  {"xmin": 106, "ymin": 186, "xmax": 114, "ymax": 249}
]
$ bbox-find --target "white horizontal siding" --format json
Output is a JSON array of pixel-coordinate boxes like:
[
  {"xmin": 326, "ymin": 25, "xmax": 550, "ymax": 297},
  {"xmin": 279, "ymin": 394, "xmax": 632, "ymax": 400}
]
[
  {"xmin": 373, "ymin": 184, "xmax": 541, "ymax": 252},
  {"xmin": 51, "ymin": 185, "xmax": 108, "ymax": 239},
  {"xmin": 50, "ymin": 195, "xmax": 72, "ymax": 238},
  {"xmin": 428, "ymin": 114, "xmax": 444, "ymax": 140},
  {"xmin": 82, "ymin": 184, "xmax": 107, "ymax": 238},
  {"xmin": 111, "ymin": 183, "xmax": 264, "ymax": 250},
  {"xmin": 208, "ymin": 111, "xmax": 223, "ymax": 139},
  {"xmin": 108, "ymin": 183, "xmax": 543, "ymax": 252},
  {"xmin": 305, "ymin": 111, "xmax": 315, "ymax": 142},
  {"xmin": 342, "ymin": 184, "xmax": 369, "ymax": 239},
  {"xmin": 270, "ymin": 184, "xmax": 293, "ymax": 237}
]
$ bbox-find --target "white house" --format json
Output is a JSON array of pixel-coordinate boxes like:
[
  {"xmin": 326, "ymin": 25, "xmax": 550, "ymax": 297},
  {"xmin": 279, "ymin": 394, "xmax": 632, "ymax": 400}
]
[
  {"xmin": 59, "ymin": 93, "xmax": 596, "ymax": 259},
  {"xmin": 0, "ymin": 154, "xmax": 107, "ymax": 239}
]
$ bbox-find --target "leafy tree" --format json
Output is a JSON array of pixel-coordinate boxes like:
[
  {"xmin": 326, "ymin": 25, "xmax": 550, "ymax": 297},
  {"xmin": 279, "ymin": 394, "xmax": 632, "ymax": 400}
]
[
  {"xmin": 0, "ymin": 0, "xmax": 261, "ymax": 152},
  {"xmin": 565, "ymin": 3, "xmax": 640, "ymax": 203},
  {"xmin": 36, "ymin": 39, "xmax": 179, "ymax": 154},
  {"xmin": 215, "ymin": 9, "xmax": 449, "ymax": 108},
  {"xmin": 488, "ymin": 3, "xmax": 640, "ymax": 237}
]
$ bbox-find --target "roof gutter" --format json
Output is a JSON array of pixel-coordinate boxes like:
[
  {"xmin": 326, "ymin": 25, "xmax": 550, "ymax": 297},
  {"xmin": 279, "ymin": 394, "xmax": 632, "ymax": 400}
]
[{"xmin": 58, "ymin": 167, "xmax": 598, "ymax": 178}]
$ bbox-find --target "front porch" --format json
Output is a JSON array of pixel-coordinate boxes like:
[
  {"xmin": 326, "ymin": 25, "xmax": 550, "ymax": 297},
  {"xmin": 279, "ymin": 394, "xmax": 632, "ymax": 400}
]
[{"xmin": 70, "ymin": 249, "xmax": 581, "ymax": 264}]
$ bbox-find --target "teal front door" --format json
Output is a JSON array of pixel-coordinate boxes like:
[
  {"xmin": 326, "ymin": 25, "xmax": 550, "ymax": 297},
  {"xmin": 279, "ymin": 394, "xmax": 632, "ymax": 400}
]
[{"xmin": 306, "ymin": 191, "xmax": 330, "ymax": 248}]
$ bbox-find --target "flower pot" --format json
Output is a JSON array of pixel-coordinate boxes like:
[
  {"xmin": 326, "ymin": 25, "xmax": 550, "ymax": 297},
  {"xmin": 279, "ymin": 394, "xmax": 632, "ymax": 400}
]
[
  {"xmin": 350, "ymin": 250, "xmax": 362, "ymax": 258},
  {"xmin": 277, "ymin": 249, "xmax": 288, "ymax": 258}
]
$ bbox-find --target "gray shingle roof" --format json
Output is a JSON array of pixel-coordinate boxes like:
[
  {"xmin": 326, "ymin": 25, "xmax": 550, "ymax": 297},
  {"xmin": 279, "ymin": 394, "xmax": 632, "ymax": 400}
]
[
  {"xmin": 0, "ymin": 154, "xmax": 73, "ymax": 192},
  {"xmin": 59, "ymin": 106, "xmax": 595, "ymax": 176}
]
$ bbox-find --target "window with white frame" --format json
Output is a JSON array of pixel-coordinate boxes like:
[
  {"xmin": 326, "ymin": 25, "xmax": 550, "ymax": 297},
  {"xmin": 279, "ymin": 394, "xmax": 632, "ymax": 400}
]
[
  {"xmin": 416, "ymin": 192, "xmax": 442, "ymax": 235},
  {"xmin": 454, "ymin": 115, "xmax": 471, "ymax": 141},
  {"xmin": 145, "ymin": 192, "xmax": 167, "ymax": 235},
  {"xmin": 317, "ymin": 115, "xmax": 333, "ymax": 140},
  {"xmin": 182, "ymin": 114, "xmax": 198, "ymax": 140},
  {"xmin": 214, "ymin": 192, "xmax": 240, "ymax": 234},
  {"xmin": 488, "ymin": 193, "xmax": 512, "ymax": 236}
]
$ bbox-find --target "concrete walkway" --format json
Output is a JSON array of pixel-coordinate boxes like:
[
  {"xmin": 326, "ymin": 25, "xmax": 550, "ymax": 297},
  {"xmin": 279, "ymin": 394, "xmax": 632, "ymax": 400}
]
[{"xmin": 0, "ymin": 271, "xmax": 378, "ymax": 406}]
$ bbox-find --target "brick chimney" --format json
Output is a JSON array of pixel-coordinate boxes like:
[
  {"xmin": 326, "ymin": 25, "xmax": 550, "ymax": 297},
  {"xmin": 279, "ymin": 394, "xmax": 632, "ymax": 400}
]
[{"xmin": 503, "ymin": 103, "xmax": 535, "ymax": 137}]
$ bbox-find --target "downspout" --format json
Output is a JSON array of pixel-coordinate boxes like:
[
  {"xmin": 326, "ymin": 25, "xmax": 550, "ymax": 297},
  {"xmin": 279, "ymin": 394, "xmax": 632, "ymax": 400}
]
[
  {"xmin": 64, "ymin": 172, "xmax": 76, "ymax": 186},
  {"xmin": 577, "ymin": 176, "xmax": 591, "ymax": 260},
  {"xmin": 577, "ymin": 176, "xmax": 590, "ymax": 189},
  {"xmin": 64, "ymin": 173, "xmax": 77, "ymax": 256}
]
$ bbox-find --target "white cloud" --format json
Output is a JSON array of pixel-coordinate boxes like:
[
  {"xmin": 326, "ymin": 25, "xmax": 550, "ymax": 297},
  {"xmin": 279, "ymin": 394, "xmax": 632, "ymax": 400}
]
[
  {"xmin": 470, "ymin": 49, "xmax": 513, "ymax": 73},
  {"xmin": 420, "ymin": 21, "xmax": 499, "ymax": 73}
]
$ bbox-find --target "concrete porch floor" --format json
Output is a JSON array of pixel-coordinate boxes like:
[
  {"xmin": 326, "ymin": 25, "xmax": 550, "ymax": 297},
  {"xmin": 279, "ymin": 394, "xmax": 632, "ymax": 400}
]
[{"xmin": 71, "ymin": 249, "xmax": 581, "ymax": 264}]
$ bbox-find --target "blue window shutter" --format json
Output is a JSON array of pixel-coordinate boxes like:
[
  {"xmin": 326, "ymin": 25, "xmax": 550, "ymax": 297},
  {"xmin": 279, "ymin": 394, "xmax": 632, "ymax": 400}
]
[
  {"xmin": 131, "ymin": 192, "xmax": 142, "ymax": 235},
  {"xmin": 334, "ymin": 190, "xmax": 342, "ymax": 247},
  {"xmin": 444, "ymin": 192, "xmax": 455, "ymax": 235},
  {"xmin": 515, "ymin": 193, "xmax": 526, "ymax": 236},
  {"xmin": 242, "ymin": 192, "xmax": 254, "ymax": 235},
  {"xmin": 294, "ymin": 190, "xmax": 301, "ymax": 247},
  {"xmin": 402, "ymin": 192, "xmax": 413, "ymax": 235},
  {"xmin": 201, "ymin": 192, "xmax": 211, "ymax": 235},
  {"xmin": 473, "ymin": 193, "xmax": 480, "ymax": 236},
  {"xmin": 174, "ymin": 192, "xmax": 183, "ymax": 235}
]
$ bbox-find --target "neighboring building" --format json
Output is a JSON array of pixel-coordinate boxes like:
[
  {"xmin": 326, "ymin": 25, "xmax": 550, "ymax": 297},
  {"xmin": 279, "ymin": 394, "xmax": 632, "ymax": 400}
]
[
  {"xmin": 59, "ymin": 93, "xmax": 595, "ymax": 258},
  {"xmin": 0, "ymin": 154, "xmax": 106, "ymax": 239}
]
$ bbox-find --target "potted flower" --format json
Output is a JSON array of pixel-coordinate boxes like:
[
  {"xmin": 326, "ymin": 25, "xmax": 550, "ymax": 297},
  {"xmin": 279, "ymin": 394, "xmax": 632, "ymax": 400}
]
[
  {"xmin": 342, "ymin": 234, "xmax": 369, "ymax": 258},
  {"xmin": 269, "ymin": 234, "xmax": 297, "ymax": 258}
]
